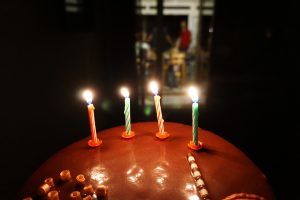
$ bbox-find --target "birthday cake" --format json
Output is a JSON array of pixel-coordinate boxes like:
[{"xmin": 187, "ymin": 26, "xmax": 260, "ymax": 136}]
[{"xmin": 19, "ymin": 122, "xmax": 274, "ymax": 200}]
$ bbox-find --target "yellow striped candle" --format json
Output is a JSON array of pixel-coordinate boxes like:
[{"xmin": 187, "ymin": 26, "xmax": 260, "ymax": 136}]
[
  {"xmin": 154, "ymin": 95, "xmax": 164, "ymax": 133},
  {"xmin": 150, "ymin": 81, "xmax": 164, "ymax": 133},
  {"xmin": 149, "ymin": 81, "xmax": 169, "ymax": 139}
]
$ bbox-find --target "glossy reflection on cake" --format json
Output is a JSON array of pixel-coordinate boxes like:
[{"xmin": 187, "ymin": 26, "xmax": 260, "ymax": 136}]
[
  {"xmin": 183, "ymin": 182, "xmax": 200, "ymax": 200},
  {"xmin": 126, "ymin": 165, "xmax": 144, "ymax": 185},
  {"xmin": 152, "ymin": 164, "xmax": 168, "ymax": 190},
  {"xmin": 90, "ymin": 166, "xmax": 109, "ymax": 185}
]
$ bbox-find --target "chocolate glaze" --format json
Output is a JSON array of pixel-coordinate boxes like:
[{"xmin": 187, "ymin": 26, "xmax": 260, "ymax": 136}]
[{"xmin": 18, "ymin": 122, "xmax": 275, "ymax": 199}]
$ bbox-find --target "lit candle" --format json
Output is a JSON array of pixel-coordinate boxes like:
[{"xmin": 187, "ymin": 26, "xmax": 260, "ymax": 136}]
[
  {"xmin": 83, "ymin": 90, "xmax": 102, "ymax": 147},
  {"xmin": 120, "ymin": 87, "xmax": 135, "ymax": 139},
  {"xmin": 149, "ymin": 81, "xmax": 169, "ymax": 139},
  {"xmin": 187, "ymin": 86, "xmax": 203, "ymax": 150}
]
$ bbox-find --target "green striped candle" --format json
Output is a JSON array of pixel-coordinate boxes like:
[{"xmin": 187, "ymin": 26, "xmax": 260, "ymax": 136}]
[
  {"xmin": 188, "ymin": 87, "xmax": 199, "ymax": 145},
  {"xmin": 192, "ymin": 101, "xmax": 199, "ymax": 145},
  {"xmin": 121, "ymin": 87, "xmax": 131, "ymax": 134},
  {"xmin": 124, "ymin": 97, "xmax": 131, "ymax": 134}
]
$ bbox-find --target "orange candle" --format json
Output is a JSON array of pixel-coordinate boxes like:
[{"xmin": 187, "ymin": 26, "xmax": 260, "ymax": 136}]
[{"xmin": 83, "ymin": 90, "xmax": 102, "ymax": 147}]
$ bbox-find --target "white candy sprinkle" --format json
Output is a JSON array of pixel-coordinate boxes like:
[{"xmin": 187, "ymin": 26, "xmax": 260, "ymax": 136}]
[
  {"xmin": 188, "ymin": 156, "xmax": 195, "ymax": 162},
  {"xmin": 196, "ymin": 178, "xmax": 205, "ymax": 187},
  {"xmin": 193, "ymin": 170, "xmax": 201, "ymax": 177},
  {"xmin": 199, "ymin": 188, "xmax": 208, "ymax": 197},
  {"xmin": 191, "ymin": 163, "xmax": 198, "ymax": 170}
]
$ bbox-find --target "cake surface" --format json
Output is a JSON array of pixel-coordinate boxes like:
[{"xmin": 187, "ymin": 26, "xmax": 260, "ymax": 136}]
[{"xmin": 19, "ymin": 122, "xmax": 275, "ymax": 199}]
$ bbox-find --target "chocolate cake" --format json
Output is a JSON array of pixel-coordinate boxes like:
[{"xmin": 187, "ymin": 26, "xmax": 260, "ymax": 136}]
[{"xmin": 19, "ymin": 122, "xmax": 275, "ymax": 199}]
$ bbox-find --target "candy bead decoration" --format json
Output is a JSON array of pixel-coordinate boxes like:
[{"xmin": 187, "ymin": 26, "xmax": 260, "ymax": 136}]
[{"xmin": 187, "ymin": 153, "xmax": 210, "ymax": 200}]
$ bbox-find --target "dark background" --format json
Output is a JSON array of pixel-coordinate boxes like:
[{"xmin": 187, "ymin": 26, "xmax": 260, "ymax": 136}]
[{"xmin": 0, "ymin": 0, "xmax": 293, "ymax": 199}]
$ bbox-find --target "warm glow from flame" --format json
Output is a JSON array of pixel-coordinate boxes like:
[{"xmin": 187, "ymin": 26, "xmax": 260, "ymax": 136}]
[
  {"xmin": 90, "ymin": 166, "xmax": 109, "ymax": 184},
  {"xmin": 149, "ymin": 81, "xmax": 158, "ymax": 95},
  {"xmin": 83, "ymin": 90, "xmax": 93, "ymax": 104},
  {"xmin": 188, "ymin": 86, "xmax": 199, "ymax": 102},
  {"xmin": 188, "ymin": 194, "xmax": 200, "ymax": 200},
  {"xmin": 120, "ymin": 87, "xmax": 130, "ymax": 98}
]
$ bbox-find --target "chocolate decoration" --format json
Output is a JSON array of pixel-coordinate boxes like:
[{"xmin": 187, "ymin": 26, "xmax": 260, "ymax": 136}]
[
  {"xmin": 70, "ymin": 191, "xmax": 81, "ymax": 199},
  {"xmin": 18, "ymin": 122, "xmax": 275, "ymax": 200},
  {"xmin": 48, "ymin": 190, "xmax": 59, "ymax": 200},
  {"xmin": 83, "ymin": 184, "xmax": 94, "ymax": 195},
  {"xmin": 60, "ymin": 170, "xmax": 71, "ymax": 182},
  {"xmin": 44, "ymin": 177, "xmax": 55, "ymax": 187},
  {"xmin": 95, "ymin": 184, "xmax": 108, "ymax": 198},
  {"xmin": 37, "ymin": 183, "xmax": 50, "ymax": 196},
  {"xmin": 82, "ymin": 195, "xmax": 93, "ymax": 200},
  {"xmin": 76, "ymin": 174, "xmax": 86, "ymax": 186}
]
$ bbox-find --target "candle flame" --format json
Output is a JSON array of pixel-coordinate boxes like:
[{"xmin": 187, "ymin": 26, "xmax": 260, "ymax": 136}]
[
  {"xmin": 188, "ymin": 86, "xmax": 199, "ymax": 102},
  {"xmin": 149, "ymin": 81, "xmax": 158, "ymax": 95},
  {"xmin": 83, "ymin": 90, "xmax": 93, "ymax": 104},
  {"xmin": 120, "ymin": 87, "xmax": 130, "ymax": 98}
]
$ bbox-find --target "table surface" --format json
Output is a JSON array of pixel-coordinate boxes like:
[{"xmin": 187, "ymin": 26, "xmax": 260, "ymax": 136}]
[{"xmin": 19, "ymin": 122, "xmax": 275, "ymax": 200}]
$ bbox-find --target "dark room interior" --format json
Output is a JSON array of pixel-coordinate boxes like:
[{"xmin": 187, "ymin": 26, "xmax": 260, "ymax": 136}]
[{"xmin": 0, "ymin": 0, "xmax": 293, "ymax": 199}]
